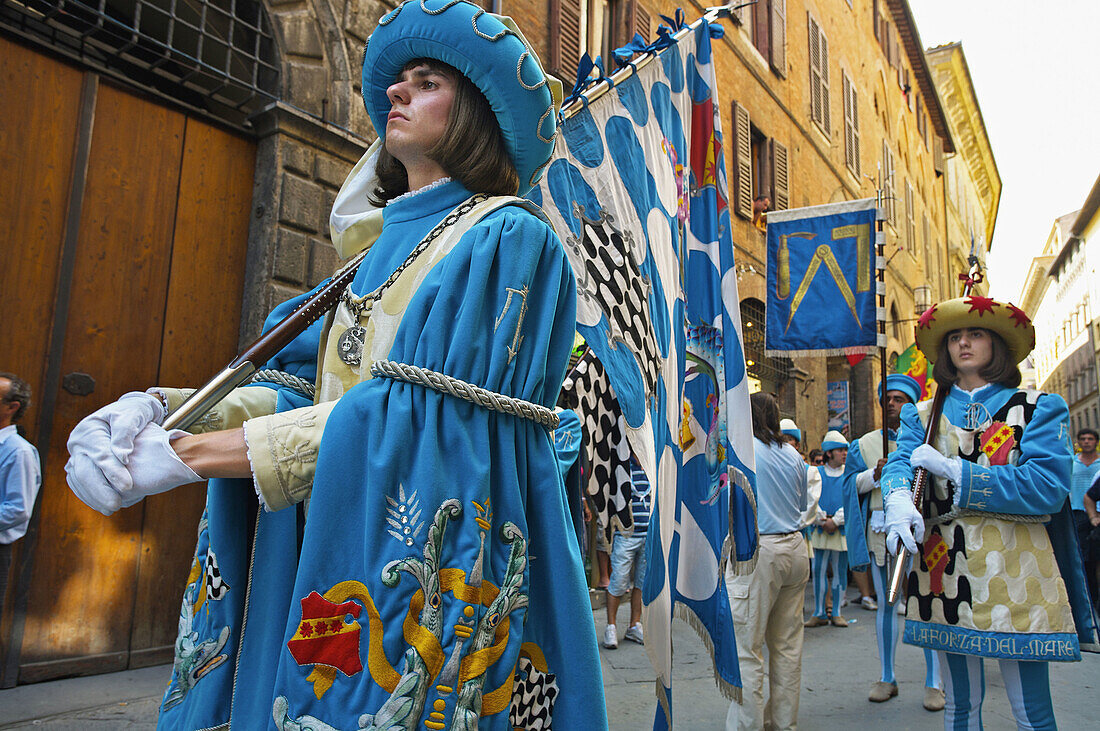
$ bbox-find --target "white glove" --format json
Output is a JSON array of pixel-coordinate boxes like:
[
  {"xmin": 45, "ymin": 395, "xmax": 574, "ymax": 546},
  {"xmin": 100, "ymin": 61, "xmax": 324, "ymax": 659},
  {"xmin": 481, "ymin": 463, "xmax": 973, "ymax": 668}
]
[
  {"xmin": 66, "ymin": 424, "xmax": 200, "ymax": 515},
  {"xmin": 66, "ymin": 392, "xmax": 167, "ymax": 493},
  {"xmin": 884, "ymin": 489, "xmax": 925, "ymax": 555},
  {"xmin": 910, "ymin": 444, "xmax": 962, "ymax": 484}
]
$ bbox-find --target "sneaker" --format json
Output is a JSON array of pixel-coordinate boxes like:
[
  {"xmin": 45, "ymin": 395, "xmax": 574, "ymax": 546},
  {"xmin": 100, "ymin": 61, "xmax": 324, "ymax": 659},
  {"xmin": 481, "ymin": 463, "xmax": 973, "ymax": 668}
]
[
  {"xmin": 868, "ymin": 681, "xmax": 898, "ymax": 702},
  {"xmin": 803, "ymin": 616, "xmax": 829, "ymax": 628},
  {"xmin": 860, "ymin": 596, "xmax": 878, "ymax": 611},
  {"xmin": 624, "ymin": 623, "xmax": 644, "ymax": 645},
  {"xmin": 602, "ymin": 624, "xmax": 618, "ymax": 649},
  {"xmin": 923, "ymin": 687, "xmax": 945, "ymax": 712},
  {"xmin": 829, "ymin": 614, "xmax": 848, "ymax": 628}
]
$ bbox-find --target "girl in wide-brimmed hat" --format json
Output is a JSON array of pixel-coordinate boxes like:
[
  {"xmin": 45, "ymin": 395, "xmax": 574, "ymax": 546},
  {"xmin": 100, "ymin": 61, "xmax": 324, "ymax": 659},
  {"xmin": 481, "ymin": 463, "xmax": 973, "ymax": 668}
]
[{"xmin": 881, "ymin": 295, "xmax": 1098, "ymax": 729}]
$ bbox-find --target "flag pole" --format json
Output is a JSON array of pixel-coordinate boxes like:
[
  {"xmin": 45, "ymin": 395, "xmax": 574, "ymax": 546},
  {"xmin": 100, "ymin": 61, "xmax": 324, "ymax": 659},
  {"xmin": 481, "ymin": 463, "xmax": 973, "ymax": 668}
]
[
  {"xmin": 876, "ymin": 187, "xmax": 889, "ymax": 458},
  {"xmin": 560, "ymin": 3, "xmax": 751, "ymax": 120}
]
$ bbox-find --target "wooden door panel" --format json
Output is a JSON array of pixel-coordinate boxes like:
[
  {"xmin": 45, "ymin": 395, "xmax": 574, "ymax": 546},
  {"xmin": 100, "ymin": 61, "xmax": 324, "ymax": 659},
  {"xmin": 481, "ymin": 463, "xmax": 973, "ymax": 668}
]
[
  {"xmin": 18, "ymin": 82, "xmax": 187, "ymax": 676},
  {"xmin": 129, "ymin": 116, "xmax": 256, "ymax": 662},
  {"xmin": 0, "ymin": 37, "xmax": 83, "ymax": 436}
]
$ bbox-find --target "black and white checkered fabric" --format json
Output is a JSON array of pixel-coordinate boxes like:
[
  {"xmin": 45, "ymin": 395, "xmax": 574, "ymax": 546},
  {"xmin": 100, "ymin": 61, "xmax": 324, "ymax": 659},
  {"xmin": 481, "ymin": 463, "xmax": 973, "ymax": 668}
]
[
  {"xmin": 568, "ymin": 206, "xmax": 661, "ymax": 402},
  {"xmin": 560, "ymin": 349, "xmax": 633, "ymax": 541},
  {"xmin": 204, "ymin": 549, "xmax": 228, "ymax": 601},
  {"xmin": 509, "ymin": 655, "xmax": 558, "ymax": 730}
]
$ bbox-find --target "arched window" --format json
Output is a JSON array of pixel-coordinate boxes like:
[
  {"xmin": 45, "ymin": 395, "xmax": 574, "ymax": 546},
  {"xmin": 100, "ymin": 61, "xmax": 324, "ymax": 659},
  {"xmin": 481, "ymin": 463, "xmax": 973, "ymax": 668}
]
[
  {"xmin": 740, "ymin": 297, "xmax": 794, "ymax": 412},
  {"xmin": 2, "ymin": 0, "xmax": 278, "ymax": 130}
]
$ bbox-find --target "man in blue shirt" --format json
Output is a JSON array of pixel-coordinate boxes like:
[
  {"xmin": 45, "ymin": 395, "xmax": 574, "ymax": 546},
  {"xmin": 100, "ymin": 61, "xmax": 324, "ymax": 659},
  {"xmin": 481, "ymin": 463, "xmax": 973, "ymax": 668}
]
[
  {"xmin": 1071, "ymin": 428, "xmax": 1100, "ymax": 607},
  {"xmin": 725, "ymin": 392, "xmax": 809, "ymax": 731},
  {"xmin": 0, "ymin": 373, "xmax": 41, "ymax": 607}
]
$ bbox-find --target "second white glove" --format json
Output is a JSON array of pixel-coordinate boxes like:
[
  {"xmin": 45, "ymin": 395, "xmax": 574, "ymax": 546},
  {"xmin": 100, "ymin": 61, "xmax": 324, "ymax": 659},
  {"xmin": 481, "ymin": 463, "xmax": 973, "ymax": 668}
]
[
  {"xmin": 910, "ymin": 444, "xmax": 962, "ymax": 484},
  {"xmin": 66, "ymin": 423, "xmax": 200, "ymax": 515},
  {"xmin": 884, "ymin": 489, "xmax": 925, "ymax": 555}
]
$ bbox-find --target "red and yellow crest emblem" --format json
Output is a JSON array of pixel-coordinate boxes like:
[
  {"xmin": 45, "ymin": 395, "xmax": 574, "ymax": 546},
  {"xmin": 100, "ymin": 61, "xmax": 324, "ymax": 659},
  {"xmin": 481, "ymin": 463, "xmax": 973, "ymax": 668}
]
[
  {"xmin": 980, "ymin": 421, "xmax": 1015, "ymax": 465},
  {"xmin": 287, "ymin": 591, "xmax": 363, "ymax": 678}
]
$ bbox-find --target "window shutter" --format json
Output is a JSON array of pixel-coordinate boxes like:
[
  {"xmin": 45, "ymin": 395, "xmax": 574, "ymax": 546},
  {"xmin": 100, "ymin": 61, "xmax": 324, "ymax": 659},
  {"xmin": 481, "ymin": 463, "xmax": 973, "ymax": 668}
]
[
  {"xmin": 820, "ymin": 31, "xmax": 830, "ymax": 134},
  {"xmin": 549, "ymin": 0, "xmax": 583, "ymax": 82},
  {"xmin": 843, "ymin": 73, "xmax": 859, "ymax": 176},
  {"xmin": 771, "ymin": 138, "xmax": 789, "ymax": 211},
  {"xmin": 933, "ymin": 136, "xmax": 945, "ymax": 176},
  {"xmin": 633, "ymin": 0, "xmax": 651, "ymax": 42},
  {"xmin": 905, "ymin": 181, "xmax": 915, "ymax": 251},
  {"xmin": 873, "ymin": 0, "xmax": 880, "ymax": 42},
  {"xmin": 770, "ymin": 0, "xmax": 786, "ymax": 78},
  {"xmin": 808, "ymin": 14, "xmax": 821, "ymax": 128},
  {"xmin": 733, "ymin": 101, "xmax": 753, "ymax": 220},
  {"xmin": 851, "ymin": 78, "xmax": 860, "ymax": 176}
]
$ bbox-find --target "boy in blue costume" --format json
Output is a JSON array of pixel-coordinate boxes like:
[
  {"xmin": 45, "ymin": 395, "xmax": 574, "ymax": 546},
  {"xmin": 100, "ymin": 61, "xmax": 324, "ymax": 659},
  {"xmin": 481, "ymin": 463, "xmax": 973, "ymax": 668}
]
[
  {"xmin": 882, "ymin": 295, "xmax": 1099, "ymax": 730},
  {"xmin": 843, "ymin": 373, "xmax": 943, "ymax": 709},
  {"xmin": 64, "ymin": 2, "xmax": 606, "ymax": 729},
  {"xmin": 804, "ymin": 430, "xmax": 852, "ymax": 628}
]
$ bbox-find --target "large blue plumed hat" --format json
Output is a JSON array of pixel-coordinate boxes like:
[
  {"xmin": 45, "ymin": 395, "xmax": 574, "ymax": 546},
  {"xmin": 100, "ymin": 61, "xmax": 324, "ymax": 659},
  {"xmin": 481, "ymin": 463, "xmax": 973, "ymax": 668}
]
[
  {"xmin": 877, "ymin": 373, "xmax": 921, "ymax": 405},
  {"xmin": 361, "ymin": 0, "xmax": 559, "ymax": 194}
]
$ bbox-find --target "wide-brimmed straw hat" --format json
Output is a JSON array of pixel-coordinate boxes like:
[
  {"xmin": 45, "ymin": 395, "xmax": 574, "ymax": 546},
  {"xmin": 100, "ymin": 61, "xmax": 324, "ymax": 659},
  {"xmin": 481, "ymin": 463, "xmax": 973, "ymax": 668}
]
[
  {"xmin": 361, "ymin": 0, "xmax": 560, "ymax": 194},
  {"xmin": 914, "ymin": 295, "xmax": 1035, "ymax": 364}
]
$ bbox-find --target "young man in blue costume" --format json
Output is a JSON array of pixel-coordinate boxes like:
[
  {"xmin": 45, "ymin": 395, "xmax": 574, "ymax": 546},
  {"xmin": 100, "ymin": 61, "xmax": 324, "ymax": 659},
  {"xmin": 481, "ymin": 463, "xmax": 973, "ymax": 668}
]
[
  {"xmin": 804, "ymin": 430, "xmax": 852, "ymax": 628},
  {"xmin": 843, "ymin": 373, "xmax": 943, "ymax": 709},
  {"xmin": 63, "ymin": 2, "xmax": 606, "ymax": 729},
  {"xmin": 881, "ymin": 295, "xmax": 1099, "ymax": 730}
]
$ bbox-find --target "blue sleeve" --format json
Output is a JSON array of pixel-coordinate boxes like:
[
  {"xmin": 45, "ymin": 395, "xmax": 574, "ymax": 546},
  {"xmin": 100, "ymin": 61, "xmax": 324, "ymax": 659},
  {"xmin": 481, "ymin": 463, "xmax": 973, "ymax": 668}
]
[
  {"xmin": 844, "ymin": 439, "xmax": 868, "ymax": 484},
  {"xmin": 880, "ymin": 401, "xmax": 924, "ymax": 497},
  {"xmin": 956, "ymin": 393, "xmax": 1072, "ymax": 516},
  {"xmin": 0, "ymin": 444, "xmax": 41, "ymax": 530},
  {"xmin": 843, "ymin": 439, "xmax": 871, "ymax": 569}
]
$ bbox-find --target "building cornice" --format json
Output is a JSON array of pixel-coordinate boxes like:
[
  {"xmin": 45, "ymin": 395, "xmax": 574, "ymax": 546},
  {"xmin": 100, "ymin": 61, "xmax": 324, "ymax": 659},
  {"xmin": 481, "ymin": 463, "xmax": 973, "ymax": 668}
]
[
  {"xmin": 885, "ymin": 0, "xmax": 954, "ymax": 154},
  {"xmin": 925, "ymin": 43, "xmax": 1001, "ymax": 248}
]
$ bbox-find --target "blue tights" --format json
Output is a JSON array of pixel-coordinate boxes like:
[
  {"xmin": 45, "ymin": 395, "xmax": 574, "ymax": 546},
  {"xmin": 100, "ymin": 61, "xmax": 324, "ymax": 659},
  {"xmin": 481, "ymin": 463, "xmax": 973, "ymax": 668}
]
[
  {"xmin": 869, "ymin": 557, "xmax": 940, "ymax": 686},
  {"xmin": 940, "ymin": 652, "xmax": 1055, "ymax": 730},
  {"xmin": 811, "ymin": 549, "xmax": 847, "ymax": 619}
]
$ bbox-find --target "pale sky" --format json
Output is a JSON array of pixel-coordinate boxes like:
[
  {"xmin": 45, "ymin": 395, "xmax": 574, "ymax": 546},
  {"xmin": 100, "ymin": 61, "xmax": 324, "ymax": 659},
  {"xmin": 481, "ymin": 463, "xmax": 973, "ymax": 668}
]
[{"xmin": 909, "ymin": 1, "xmax": 1100, "ymax": 302}]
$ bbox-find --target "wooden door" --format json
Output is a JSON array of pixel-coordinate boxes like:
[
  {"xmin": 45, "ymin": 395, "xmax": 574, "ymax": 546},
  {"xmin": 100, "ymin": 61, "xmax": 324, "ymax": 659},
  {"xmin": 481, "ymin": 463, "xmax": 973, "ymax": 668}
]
[{"xmin": 0, "ymin": 37, "xmax": 255, "ymax": 684}]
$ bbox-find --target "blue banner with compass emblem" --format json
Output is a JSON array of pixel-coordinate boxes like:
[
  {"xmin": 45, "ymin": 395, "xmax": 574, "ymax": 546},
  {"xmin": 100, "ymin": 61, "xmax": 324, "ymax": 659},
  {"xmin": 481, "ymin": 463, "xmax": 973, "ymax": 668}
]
[{"xmin": 764, "ymin": 198, "xmax": 881, "ymax": 356}]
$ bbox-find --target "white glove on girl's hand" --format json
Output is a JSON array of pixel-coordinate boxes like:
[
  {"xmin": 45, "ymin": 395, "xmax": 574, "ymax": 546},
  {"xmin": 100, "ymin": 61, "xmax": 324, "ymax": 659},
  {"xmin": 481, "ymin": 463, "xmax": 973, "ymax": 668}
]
[
  {"xmin": 910, "ymin": 444, "xmax": 962, "ymax": 484},
  {"xmin": 66, "ymin": 392, "xmax": 167, "ymax": 494},
  {"xmin": 884, "ymin": 489, "xmax": 925, "ymax": 555},
  {"xmin": 66, "ymin": 424, "xmax": 200, "ymax": 515}
]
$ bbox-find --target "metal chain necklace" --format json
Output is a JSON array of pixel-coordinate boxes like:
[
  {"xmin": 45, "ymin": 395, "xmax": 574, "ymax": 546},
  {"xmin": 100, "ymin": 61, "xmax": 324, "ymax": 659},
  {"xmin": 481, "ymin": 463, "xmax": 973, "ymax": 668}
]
[{"xmin": 337, "ymin": 193, "xmax": 490, "ymax": 366}]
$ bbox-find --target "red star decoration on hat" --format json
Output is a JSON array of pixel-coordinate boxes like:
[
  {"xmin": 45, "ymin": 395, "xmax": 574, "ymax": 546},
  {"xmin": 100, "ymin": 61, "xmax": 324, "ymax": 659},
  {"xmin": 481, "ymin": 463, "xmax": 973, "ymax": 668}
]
[
  {"xmin": 917, "ymin": 305, "xmax": 938, "ymax": 330},
  {"xmin": 1006, "ymin": 302, "xmax": 1031, "ymax": 328},
  {"xmin": 965, "ymin": 295, "xmax": 997, "ymax": 316}
]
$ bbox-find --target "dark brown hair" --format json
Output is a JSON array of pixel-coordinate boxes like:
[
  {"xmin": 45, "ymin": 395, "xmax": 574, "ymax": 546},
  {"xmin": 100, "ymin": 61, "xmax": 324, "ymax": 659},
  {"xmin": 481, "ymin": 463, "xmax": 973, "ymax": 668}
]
[
  {"xmin": 371, "ymin": 59, "xmax": 519, "ymax": 204},
  {"xmin": 0, "ymin": 372, "xmax": 31, "ymax": 423},
  {"xmin": 932, "ymin": 328, "xmax": 1022, "ymax": 389},
  {"xmin": 750, "ymin": 392, "xmax": 783, "ymax": 446}
]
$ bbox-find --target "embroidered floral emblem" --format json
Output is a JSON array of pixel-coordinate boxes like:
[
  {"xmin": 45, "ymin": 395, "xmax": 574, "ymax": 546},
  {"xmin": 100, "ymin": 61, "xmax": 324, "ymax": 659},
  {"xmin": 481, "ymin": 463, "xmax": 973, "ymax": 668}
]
[
  {"xmin": 980, "ymin": 421, "xmax": 1015, "ymax": 465},
  {"xmin": 386, "ymin": 484, "xmax": 424, "ymax": 548}
]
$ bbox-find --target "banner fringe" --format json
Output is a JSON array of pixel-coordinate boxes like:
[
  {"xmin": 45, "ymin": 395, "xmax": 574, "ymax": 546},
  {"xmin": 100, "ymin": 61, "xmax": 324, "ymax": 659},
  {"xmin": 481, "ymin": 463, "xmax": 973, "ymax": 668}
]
[
  {"xmin": 674, "ymin": 603, "xmax": 743, "ymax": 703},
  {"xmin": 764, "ymin": 346, "xmax": 879, "ymax": 358},
  {"xmin": 655, "ymin": 679, "xmax": 672, "ymax": 727}
]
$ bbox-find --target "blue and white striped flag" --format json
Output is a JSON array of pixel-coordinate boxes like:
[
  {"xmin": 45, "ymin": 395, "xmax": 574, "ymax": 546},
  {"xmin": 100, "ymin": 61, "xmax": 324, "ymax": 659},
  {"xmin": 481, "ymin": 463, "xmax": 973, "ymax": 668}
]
[{"xmin": 530, "ymin": 15, "xmax": 756, "ymax": 725}]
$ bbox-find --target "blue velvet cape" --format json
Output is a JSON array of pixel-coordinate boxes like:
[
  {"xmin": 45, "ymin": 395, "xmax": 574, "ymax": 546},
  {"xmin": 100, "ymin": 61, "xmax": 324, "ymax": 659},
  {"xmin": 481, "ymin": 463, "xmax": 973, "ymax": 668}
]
[{"xmin": 158, "ymin": 182, "xmax": 606, "ymax": 730}]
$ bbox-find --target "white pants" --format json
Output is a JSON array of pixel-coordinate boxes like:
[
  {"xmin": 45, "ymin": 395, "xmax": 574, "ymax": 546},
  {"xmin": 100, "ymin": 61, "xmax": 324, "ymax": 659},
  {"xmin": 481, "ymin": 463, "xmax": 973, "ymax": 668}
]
[{"xmin": 725, "ymin": 532, "xmax": 811, "ymax": 731}]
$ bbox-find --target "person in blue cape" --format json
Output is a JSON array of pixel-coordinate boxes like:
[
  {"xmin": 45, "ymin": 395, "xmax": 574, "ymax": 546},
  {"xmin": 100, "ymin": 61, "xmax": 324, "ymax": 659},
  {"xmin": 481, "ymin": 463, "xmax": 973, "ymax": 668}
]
[
  {"xmin": 804, "ymin": 429, "xmax": 854, "ymax": 628},
  {"xmin": 843, "ymin": 373, "xmax": 943, "ymax": 710},
  {"xmin": 63, "ymin": 2, "xmax": 606, "ymax": 729},
  {"xmin": 881, "ymin": 295, "xmax": 1099, "ymax": 730}
]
